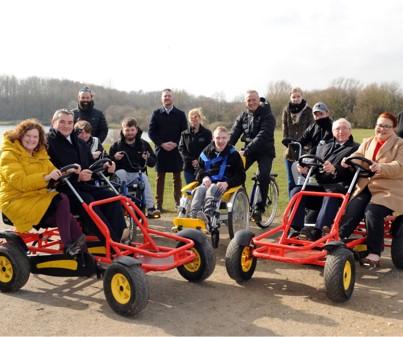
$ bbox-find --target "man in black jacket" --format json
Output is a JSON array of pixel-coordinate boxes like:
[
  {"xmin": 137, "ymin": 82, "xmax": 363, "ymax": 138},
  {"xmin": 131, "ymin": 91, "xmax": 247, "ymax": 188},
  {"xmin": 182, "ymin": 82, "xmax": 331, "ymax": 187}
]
[
  {"xmin": 148, "ymin": 89, "xmax": 188, "ymax": 211},
  {"xmin": 190, "ymin": 126, "xmax": 246, "ymax": 232},
  {"xmin": 230, "ymin": 90, "xmax": 276, "ymax": 222},
  {"xmin": 110, "ymin": 117, "xmax": 160, "ymax": 218},
  {"xmin": 47, "ymin": 109, "xmax": 126, "ymax": 242},
  {"xmin": 290, "ymin": 118, "xmax": 359, "ymax": 240},
  {"xmin": 297, "ymin": 101, "xmax": 333, "ymax": 154},
  {"xmin": 73, "ymin": 87, "xmax": 109, "ymax": 143}
]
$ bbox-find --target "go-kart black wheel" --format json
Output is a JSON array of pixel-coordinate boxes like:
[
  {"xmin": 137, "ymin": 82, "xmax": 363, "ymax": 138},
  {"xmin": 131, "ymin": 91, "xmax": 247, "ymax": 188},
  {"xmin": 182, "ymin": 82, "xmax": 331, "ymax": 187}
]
[
  {"xmin": 225, "ymin": 238, "xmax": 257, "ymax": 282},
  {"xmin": 298, "ymin": 154, "xmax": 325, "ymax": 168},
  {"xmin": 177, "ymin": 237, "xmax": 216, "ymax": 282},
  {"xmin": 345, "ymin": 156, "xmax": 375, "ymax": 177},
  {"xmin": 324, "ymin": 247, "xmax": 355, "ymax": 302},
  {"xmin": 0, "ymin": 244, "xmax": 30, "ymax": 293},
  {"xmin": 103, "ymin": 262, "xmax": 149, "ymax": 316},
  {"xmin": 89, "ymin": 158, "xmax": 113, "ymax": 174},
  {"xmin": 391, "ymin": 221, "xmax": 403, "ymax": 270}
]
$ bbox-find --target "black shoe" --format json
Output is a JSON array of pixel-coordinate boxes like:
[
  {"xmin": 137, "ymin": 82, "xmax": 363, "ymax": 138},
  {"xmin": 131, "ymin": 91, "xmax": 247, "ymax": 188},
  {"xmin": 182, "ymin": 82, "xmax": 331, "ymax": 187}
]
[
  {"xmin": 298, "ymin": 227, "xmax": 322, "ymax": 241},
  {"xmin": 252, "ymin": 209, "xmax": 262, "ymax": 223},
  {"xmin": 65, "ymin": 234, "xmax": 86, "ymax": 257},
  {"xmin": 147, "ymin": 207, "xmax": 161, "ymax": 219}
]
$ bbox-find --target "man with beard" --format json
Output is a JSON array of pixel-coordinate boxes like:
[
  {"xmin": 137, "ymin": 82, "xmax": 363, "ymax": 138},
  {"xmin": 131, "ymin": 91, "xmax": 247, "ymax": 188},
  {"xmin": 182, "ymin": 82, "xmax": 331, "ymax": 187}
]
[
  {"xmin": 109, "ymin": 117, "xmax": 160, "ymax": 218},
  {"xmin": 73, "ymin": 87, "xmax": 108, "ymax": 143},
  {"xmin": 148, "ymin": 89, "xmax": 188, "ymax": 212}
]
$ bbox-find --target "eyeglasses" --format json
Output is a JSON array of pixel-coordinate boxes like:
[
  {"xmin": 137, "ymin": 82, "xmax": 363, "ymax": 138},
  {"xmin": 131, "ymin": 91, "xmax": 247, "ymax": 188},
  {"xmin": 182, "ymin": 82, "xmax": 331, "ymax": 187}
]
[{"xmin": 376, "ymin": 124, "xmax": 393, "ymax": 129}]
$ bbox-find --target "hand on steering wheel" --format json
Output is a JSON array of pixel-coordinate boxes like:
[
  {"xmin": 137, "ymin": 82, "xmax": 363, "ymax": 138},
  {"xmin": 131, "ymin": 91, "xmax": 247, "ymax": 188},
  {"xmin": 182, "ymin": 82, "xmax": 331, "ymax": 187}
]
[
  {"xmin": 298, "ymin": 154, "xmax": 325, "ymax": 168},
  {"xmin": 88, "ymin": 158, "xmax": 113, "ymax": 174},
  {"xmin": 47, "ymin": 164, "xmax": 81, "ymax": 189},
  {"xmin": 344, "ymin": 156, "xmax": 375, "ymax": 177}
]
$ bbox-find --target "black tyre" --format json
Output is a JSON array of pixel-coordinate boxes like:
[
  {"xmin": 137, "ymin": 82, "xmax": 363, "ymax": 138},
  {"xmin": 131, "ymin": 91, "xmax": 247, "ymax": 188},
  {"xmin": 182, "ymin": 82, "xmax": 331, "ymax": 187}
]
[
  {"xmin": 256, "ymin": 179, "xmax": 279, "ymax": 229},
  {"xmin": 0, "ymin": 244, "xmax": 30, "ymax": 293},
  {"xmin": 391, "ymin": 226, "xmax": 403, "ymax": 270},
  {"xmin": 324, "ymin": 248, "xmax": 355, "ymax": 302},
  {"xmin": 228, "ymin": 188, "xmax": 249, "ymax": 238},
  {"xmin": 177, "ymin": 237, "xmax": 216, "ymax": 282},
  {"xmin": 225, "ymin": 238, "xmax": 257, "ymax": 282},
  {"xmin": 103, "ymin": 262, "xmax": 149, "ymax": 316}
]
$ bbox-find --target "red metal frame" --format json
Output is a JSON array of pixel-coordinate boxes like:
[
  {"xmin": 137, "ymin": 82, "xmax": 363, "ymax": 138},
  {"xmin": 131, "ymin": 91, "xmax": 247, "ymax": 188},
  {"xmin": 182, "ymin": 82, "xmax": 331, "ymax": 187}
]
[
  {"xmin": 251, "ymin": 189, "xmax": 393, "ymax": 267},
  {"xmin": 15, "ymin": 195, "xmax": 196, "ymax": 273}
]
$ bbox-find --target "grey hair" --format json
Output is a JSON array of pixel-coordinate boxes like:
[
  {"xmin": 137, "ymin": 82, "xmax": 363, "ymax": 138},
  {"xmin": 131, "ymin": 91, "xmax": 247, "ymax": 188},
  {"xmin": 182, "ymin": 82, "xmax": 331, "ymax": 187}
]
[{"xmin": 333, "ymin": 118, "xmax": 352, "ymax": 130}]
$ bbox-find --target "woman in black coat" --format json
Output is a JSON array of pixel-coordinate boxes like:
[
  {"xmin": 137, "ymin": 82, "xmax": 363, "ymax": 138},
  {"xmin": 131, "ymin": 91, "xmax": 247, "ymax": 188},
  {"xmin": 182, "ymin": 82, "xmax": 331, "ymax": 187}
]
[{"xmin": 179, "ymin": 108, "xmax": 212, "ymax": 183}]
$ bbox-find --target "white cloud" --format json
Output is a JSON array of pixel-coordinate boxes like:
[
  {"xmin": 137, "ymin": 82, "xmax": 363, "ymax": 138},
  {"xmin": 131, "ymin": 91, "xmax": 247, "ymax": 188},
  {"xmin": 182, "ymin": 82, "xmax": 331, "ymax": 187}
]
[{"xmin": 1, "ymin": 0, "xmax": 402, "ymax": 100}]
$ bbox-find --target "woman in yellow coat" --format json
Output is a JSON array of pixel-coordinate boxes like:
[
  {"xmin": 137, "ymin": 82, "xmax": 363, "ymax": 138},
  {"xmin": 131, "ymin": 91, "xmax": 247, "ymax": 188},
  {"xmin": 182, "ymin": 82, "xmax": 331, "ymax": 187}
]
[
  {"xmin": 0, "ymin": 119, "xmax": 85, "ymax": 255},
  {"xmin": 340, "ymin": 112, "xmax": 403, "ymax": 267}
]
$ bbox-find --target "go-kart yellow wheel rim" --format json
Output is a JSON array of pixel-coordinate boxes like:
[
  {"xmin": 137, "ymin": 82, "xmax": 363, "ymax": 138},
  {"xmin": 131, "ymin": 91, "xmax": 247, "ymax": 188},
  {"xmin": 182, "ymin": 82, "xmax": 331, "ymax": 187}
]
[
  {"xmin": 111, "ymin": 273, "xmax": 131, "ymax": 305},
  {"xmin": 183, "ymin": 248, "xmax": 201, "ymax": 273},
  {"xmin": 241, "ymin": 247, "xmax": 253, "ymax": 272},
  {"xmin": 0, "ymin": 256, "xmax": 13, "ymax": 283},
  {"xmin": 343, "ymin": 260, "xmax": 352, "ymax": 290}
]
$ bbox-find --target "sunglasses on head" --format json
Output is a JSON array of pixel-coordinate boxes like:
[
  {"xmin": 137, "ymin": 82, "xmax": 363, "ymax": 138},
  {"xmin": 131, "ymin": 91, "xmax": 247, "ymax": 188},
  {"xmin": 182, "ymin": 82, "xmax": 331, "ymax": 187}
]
[{"xmin": 79, "ymin": 86, "xmax": 92, "ymax": 94}]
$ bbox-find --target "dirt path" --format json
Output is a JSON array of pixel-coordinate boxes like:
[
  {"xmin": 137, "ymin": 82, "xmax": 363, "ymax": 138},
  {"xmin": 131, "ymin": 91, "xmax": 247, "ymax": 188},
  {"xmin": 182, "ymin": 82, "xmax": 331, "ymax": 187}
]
[{"xmin": 1, "ymin": 216, "xmax": 403, "ymax": 336}]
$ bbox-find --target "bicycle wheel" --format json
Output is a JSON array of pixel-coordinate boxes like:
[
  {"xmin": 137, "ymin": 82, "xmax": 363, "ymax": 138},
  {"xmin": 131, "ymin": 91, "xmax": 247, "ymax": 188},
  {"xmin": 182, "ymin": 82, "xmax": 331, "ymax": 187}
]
[
  {"xmin": 227, "ymin": 188, "xmax": 249, "ymax": 238},
  {"xmin": 256, "ymin": 178, "xmax": 279, "ymax": 229}
]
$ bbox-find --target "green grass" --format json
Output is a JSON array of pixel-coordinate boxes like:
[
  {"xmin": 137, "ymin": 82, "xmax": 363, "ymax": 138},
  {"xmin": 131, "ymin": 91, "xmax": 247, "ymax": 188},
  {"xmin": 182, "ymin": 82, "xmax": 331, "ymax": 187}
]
[{"xmin": 110, "ymin": 129, "xmax": 374, "ymax": 214}]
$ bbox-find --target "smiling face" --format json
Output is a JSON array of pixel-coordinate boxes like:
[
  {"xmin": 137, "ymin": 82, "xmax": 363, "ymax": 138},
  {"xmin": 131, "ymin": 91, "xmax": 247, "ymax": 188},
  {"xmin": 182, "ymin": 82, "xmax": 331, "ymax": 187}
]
[
  {"xmin": 375, "ymin": 117, "xmax": 395, "ymax": 141},
  {"xmin": 122, "ymin": 125, "xmax": 138, "ymax": 142},
  {"xmin": 245, "ymin": 92, "xmax": 260, "ymax": 112},
  {"xmin": 53, "ymin": 112, "xmax": 74, "ymax": 137},
  {"xmin": 189, "ymin": 112, "xmax": 201, "ymax": 128},
  {"xmin": 21, "ymin": 128, "xmax": 39, "ymax": 153},
  {"xmin": 213, "ymin": 129, "xmax": 229, "ymax": 152},
  {"xmin": 332, "ymin": 120, "xmax": 352, "ymax": 144},
  {"xmin": 78, "ymin": 91, "xmax": 92, "ymax": 109}
]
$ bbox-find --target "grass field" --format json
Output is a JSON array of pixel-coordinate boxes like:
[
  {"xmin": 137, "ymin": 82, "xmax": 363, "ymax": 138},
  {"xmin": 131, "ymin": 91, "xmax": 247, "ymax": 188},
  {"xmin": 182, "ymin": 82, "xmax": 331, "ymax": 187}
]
[{"xmin": 142, "ymin": 128, "xmax": 374, "ymax": 215}]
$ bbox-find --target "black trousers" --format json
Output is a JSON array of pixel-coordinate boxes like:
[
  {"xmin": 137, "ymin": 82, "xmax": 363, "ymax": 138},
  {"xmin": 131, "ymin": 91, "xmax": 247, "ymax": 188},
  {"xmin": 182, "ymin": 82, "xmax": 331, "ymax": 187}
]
[
  {"xmin": 245, "ymin": 154, "xmax": 273, "ymax": 211},
  {"xmin": 339, "ymin": 187, "xmax": 392, "ymax": 255},
  {"xmin": 64, "ymin": 186, "xmax": 126, "ymax": 242}
]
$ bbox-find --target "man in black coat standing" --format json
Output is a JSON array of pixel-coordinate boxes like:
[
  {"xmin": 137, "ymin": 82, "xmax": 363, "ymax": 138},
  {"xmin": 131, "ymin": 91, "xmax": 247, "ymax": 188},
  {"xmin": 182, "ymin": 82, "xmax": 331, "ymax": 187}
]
[
  {"xmin": 230, "ymin": 90, "xmax": 276, "ymax": 223},
  {"xmin": 73, "ymin": 87, "xmax": 109, "ymax": 143},
  {"xmin": 148, "ymin": 89, "xmax": 188, "ymax": 211}
]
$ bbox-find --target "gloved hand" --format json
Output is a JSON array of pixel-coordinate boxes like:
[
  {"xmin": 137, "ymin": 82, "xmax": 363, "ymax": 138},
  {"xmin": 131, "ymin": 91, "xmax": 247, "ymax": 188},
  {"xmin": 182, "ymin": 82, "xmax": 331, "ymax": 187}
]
[{"xmin": 282, "ymin": 138, "xmax": 294, "ymax": 147}]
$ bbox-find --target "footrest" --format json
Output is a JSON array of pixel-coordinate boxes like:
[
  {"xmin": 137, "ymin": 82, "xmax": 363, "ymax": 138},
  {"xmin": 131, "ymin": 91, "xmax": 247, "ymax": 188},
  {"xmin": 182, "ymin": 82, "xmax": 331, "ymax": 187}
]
[{"xmin": 172, "ymin": 217, "xmax": 207, "ymax": 232}]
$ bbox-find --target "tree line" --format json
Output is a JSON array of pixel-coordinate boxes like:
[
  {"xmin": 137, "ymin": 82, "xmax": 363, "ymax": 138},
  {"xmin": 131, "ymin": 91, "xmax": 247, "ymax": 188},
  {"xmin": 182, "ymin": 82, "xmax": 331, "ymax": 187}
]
[{"xmin": 1, "ymin": 75, "xmax": 402, "ymax": 130}]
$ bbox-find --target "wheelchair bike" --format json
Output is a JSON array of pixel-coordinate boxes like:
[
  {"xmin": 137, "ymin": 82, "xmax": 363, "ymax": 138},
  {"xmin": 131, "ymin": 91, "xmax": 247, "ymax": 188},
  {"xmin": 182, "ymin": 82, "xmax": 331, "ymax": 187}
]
[
  {"xmin": 0, "ymin": 159, "xmax": 216, "ymax": 317},
  {"xmin": 172, "ymin": 181, "xmax": 249, "ymax": 248},
  {"xmin": 225, "ymin": 155, "xmax": 403, "ymax": 303}
]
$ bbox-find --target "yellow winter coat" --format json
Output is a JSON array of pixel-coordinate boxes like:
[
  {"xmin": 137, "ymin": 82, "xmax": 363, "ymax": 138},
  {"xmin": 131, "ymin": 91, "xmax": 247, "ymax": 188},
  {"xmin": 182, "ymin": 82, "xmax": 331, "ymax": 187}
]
[{"xmin": 0, "ymin": 136, "xmax": 58, "ymax": 232}]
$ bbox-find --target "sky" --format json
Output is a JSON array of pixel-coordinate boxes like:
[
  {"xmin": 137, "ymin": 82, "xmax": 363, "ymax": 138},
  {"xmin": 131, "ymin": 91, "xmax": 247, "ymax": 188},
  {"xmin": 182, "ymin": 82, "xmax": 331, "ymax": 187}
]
[{"xmin": 1, "ymin": 0, "xmax": 403, "ymax": 101}]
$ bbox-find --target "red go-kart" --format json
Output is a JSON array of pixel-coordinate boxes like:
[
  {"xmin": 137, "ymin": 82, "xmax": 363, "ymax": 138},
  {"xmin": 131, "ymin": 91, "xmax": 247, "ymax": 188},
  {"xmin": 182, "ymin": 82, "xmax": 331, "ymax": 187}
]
[{"xmin": 0, "ymin": 159, "xmax": 215, "ymax": 316}]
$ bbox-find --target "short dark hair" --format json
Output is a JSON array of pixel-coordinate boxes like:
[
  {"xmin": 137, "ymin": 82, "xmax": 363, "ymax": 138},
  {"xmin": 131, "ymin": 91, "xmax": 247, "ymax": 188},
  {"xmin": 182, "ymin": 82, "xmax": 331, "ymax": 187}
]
[{"xmin": 121, "ymin": 117, "xmax": 138, "ymax": 128}]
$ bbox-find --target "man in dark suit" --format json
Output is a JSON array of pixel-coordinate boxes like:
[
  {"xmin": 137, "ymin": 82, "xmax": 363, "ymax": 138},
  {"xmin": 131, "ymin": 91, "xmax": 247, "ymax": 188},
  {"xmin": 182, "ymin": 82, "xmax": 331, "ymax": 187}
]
[{"xmin": 148, "ymin": 89, "xmax": 188, "ymax": 211}]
